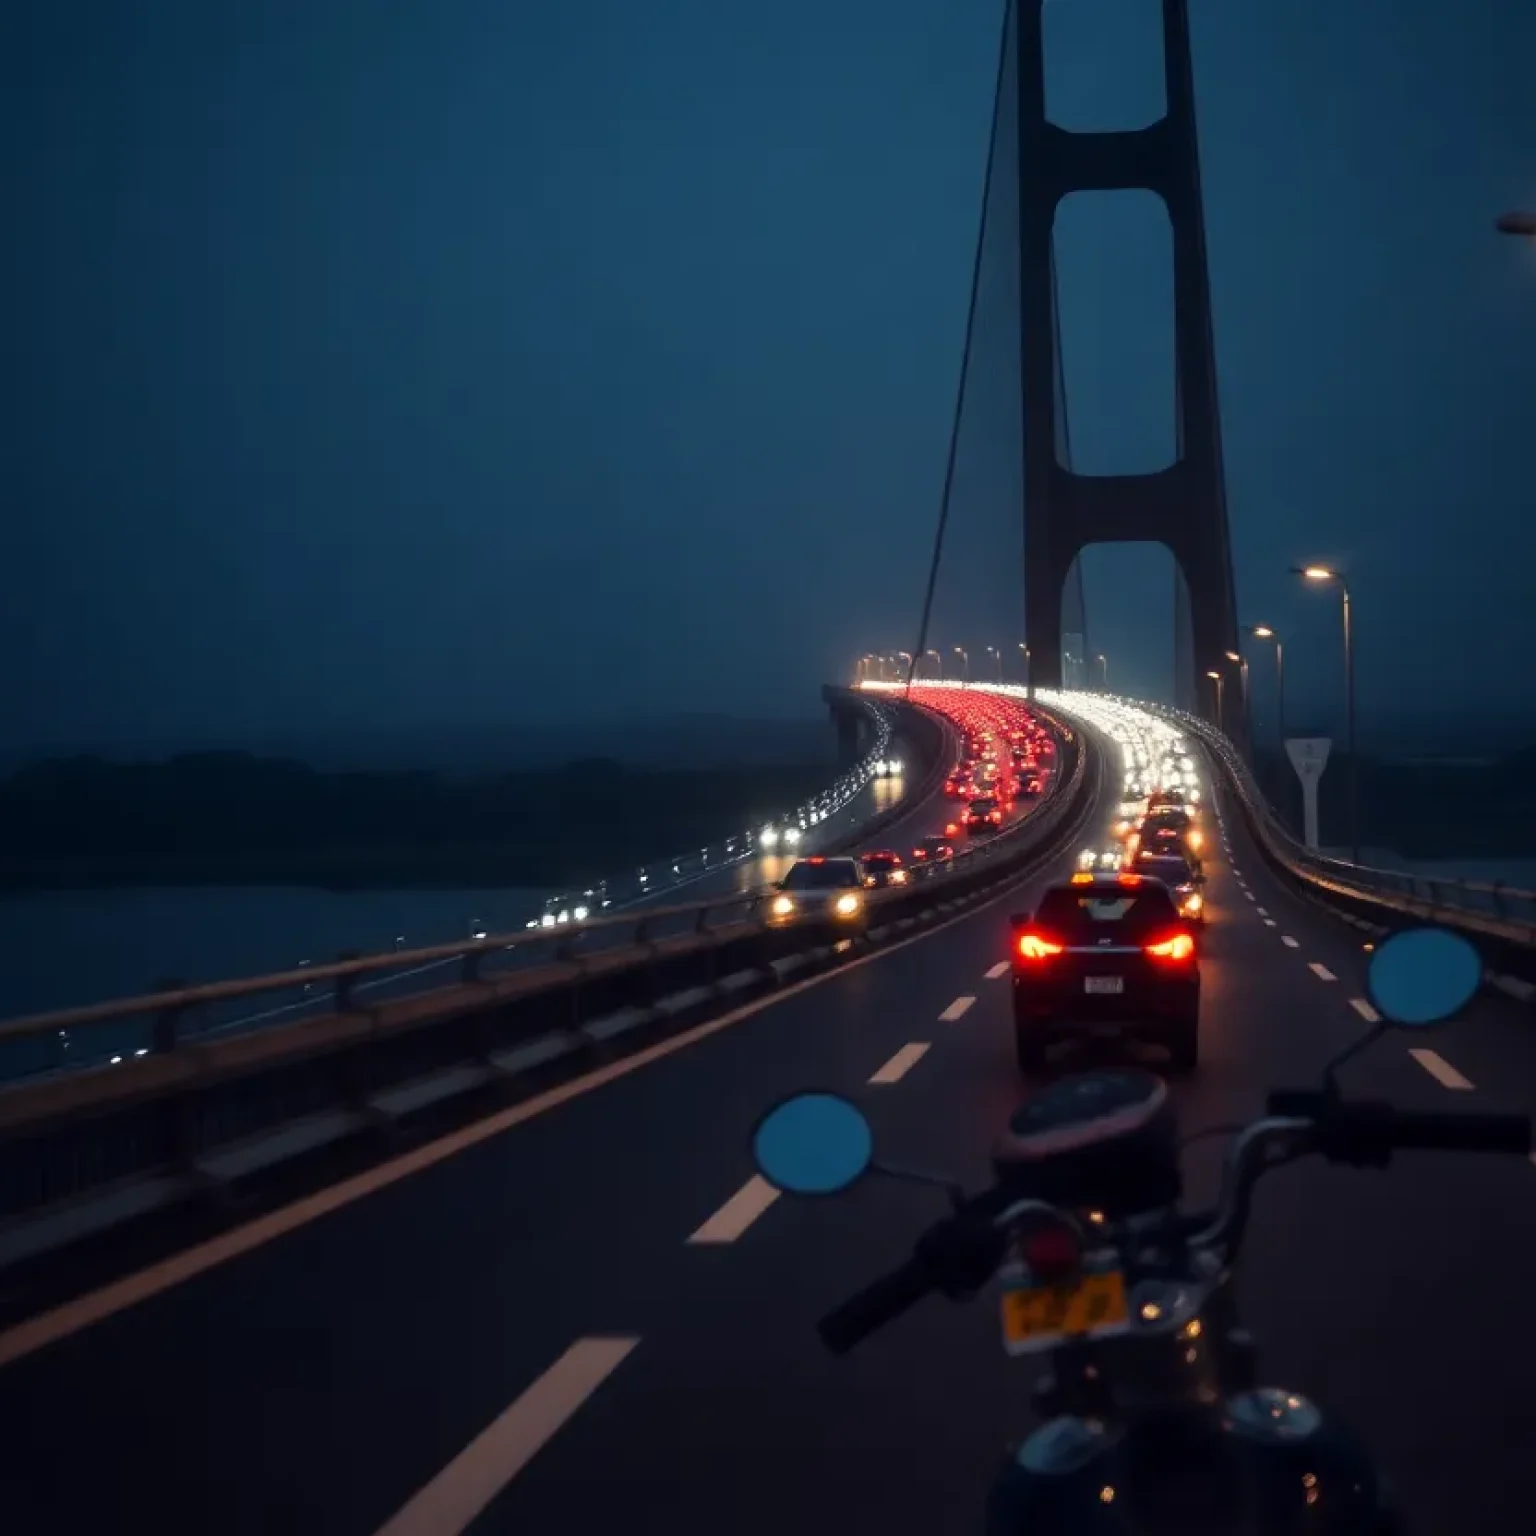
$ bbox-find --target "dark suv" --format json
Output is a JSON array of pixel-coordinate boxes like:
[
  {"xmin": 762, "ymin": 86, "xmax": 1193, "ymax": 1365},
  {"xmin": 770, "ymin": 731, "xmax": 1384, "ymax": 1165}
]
[{"xmin": 1008, "ymin": 873, "xmax": 1200, "ymax": 1073}]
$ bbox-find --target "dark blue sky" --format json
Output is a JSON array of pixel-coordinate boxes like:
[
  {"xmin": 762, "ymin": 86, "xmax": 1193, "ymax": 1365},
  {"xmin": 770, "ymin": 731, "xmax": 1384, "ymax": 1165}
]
[{"xmin": 4, "ymin": 0, "xmax": 1533, "ymax": 757}]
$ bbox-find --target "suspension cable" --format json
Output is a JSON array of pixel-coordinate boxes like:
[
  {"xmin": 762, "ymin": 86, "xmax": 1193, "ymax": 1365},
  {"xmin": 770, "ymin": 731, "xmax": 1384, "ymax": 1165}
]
[{"xmin": 907, "ymin": 0, "xmax": 1014, "ymax": 696}]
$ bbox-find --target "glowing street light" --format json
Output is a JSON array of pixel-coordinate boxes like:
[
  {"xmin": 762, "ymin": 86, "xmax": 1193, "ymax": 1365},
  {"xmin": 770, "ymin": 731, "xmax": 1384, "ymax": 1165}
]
[
  {"xmin": 1244, "ymin": 624, "xmax": 1286, "ymax": 743},
  {"xmin": 1291, "ymin": 564, "xmax": 1358, "ymax": 866},
  {"xmin": 1205, "ymin": 669, "xmax": 1224, "ymax": 728}
]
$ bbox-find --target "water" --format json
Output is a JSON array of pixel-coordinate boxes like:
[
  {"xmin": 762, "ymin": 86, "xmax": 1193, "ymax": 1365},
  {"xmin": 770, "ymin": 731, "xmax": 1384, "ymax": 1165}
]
[{"xmin": 0, "ymin": 884, "xmax": 550, "ymax": 1021}]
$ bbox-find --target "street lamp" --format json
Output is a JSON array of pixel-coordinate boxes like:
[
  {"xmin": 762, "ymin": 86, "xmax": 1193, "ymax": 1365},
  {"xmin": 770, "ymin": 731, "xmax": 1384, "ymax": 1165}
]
[
  {"xmin": 1018, "ymin": 642, "xmax": 1032, "ymax": 692},
  {"xmin": 1496, "ymin": 212, "xmax": 1536, "ymax": 236},
  {"xmin": 1096, "ymin": 653, "xmax": 1109, "ymax": 689},
  {"xmin": 1292, "ymin": 564, "xmax": 1358, "ymax": 867},
  {"xmin": 954, "ymin": 647, "xmax": 969, "ymax": 683},
  {"xmin": 1245, "ymin": 625, "xmax": 1285, "ymax": 743},
  {"xmin": 1205, "ymin": 669, "xmax": 1224, "ymax": 730},
  {"xmin": 924, "ymin": 648, "xmax": 943, "ymax": 680},
  {"xmin": 1224, "ymin": 649, "xmax": 1250, "ymax": 747},
  {"xmin": 986, "ymin": 645, "xmax": 1002, "ymax": 681}
]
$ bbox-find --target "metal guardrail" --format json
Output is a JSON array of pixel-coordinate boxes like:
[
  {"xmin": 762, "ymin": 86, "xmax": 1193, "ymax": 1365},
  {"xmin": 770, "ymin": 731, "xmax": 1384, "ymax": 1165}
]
[
  {"xmin": 0, "ymin": 703, "xmax": 1094, "ymax": 1264},
  {"xmin": 1142, "ymin": 702, "xmax": 1536, "ymax": 953},
  {"xmin": 0, "ymin": 693, "xmax": 943, "ymax": 1086}
]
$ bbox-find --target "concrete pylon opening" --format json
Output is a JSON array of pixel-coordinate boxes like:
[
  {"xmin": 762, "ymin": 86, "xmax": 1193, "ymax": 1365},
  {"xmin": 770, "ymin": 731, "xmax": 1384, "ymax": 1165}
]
[{"xmin": 1013, "ymin": 0, "xmax": 1239, "ymax": 715}]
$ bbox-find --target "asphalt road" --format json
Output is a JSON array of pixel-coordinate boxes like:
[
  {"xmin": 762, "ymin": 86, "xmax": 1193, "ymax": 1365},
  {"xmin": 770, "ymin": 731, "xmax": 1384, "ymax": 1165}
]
[{"xmin": 5, "ymin": 738, "xmax": 1536, "ymax": 1535}]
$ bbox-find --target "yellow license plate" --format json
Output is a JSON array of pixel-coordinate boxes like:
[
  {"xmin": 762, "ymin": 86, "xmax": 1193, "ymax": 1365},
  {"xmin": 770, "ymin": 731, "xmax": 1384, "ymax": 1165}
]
[{"xmin": 1000, "ymin": 1271, "xmax": 1130, "ymax": 1350}]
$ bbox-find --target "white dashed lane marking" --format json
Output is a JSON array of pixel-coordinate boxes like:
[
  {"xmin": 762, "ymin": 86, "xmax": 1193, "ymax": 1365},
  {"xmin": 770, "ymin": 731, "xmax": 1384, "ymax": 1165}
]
[
  {"xmin": 1255, "ymin": 906, "xmax": 1268, "ymax": 917},
  {"xmin": 1349, "ymin": 998, "xmax": 1380, "ymax": 1023},
  {"xmin": 1309, "ymin": 963, "xmax": 1336, "ymax": 981},
  {"xmin": 687, "ymin": 1177, "xmax": 780, "ymax": 1245},
  {"xmin": 1262, "ymin": 918, "xmax": 1276, "ymax": 928},
  {"xmin": 1281, "ymin": 936, "xmax": 1299, "ymax": 949},
  {"xmin": 1409, "ymin": 1049, "xmax": 1474, "ymax": 1091},
  {"xmin": 941, "ymin": 995, "xmax": 977, "ymax": 1020},
  {"xmin": 374, "ymin": 1336, "xmax": 641, "ymax": 1536},
  {"xmin": 984, "ymin": 963, "xmax": 1009, "ymax": 981},
  {"xmin": 870, "ymin": 1043, "xmax": 930, "ymax": 1084}
]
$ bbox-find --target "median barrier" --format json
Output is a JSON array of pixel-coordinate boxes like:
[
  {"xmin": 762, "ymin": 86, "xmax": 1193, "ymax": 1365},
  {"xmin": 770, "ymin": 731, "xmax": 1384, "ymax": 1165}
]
[
  {"xmin": 1144, "ymin": 704, "xmax": 1536, "ymax": 985},
  {"xmin": 0, "ymin": 702, "xmax": 1096, "ymax": 1271}
]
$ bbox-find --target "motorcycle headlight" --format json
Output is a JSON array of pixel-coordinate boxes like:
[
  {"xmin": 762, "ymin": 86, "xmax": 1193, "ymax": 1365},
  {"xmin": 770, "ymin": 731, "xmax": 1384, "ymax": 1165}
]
[
  {"xmin": 771, "ymin": 895, "xmax": 795, "ymax": 917},
  {"xmin": 834, "ymin": 893, "xmax": 862, "ymax": 917}
]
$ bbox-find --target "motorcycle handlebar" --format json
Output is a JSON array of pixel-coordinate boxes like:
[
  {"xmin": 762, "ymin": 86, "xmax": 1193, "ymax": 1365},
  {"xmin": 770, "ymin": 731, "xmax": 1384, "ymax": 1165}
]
[
  {"xmin": 818, "ymin": 1095, "xmax": 1533, "ymax": 1355},
  {"xmin": 818, "ymin": 1258, "xmax": 934, "ymax": 1356}
]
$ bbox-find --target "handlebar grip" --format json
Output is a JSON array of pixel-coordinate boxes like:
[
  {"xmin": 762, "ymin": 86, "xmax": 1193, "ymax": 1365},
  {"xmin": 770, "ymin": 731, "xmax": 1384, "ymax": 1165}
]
[
  {"xmin": 817, "ymin": 1260, "xmax": 934, "ymax": 1356},
  {"xmin": 1388, "ymin": 1110, "xmax": 1532, "ymax": 1156}
]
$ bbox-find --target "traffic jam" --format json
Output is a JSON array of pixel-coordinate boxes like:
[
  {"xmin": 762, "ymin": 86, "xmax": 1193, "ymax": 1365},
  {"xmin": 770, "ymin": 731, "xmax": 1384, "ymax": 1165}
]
[{"xmin": 763, "ymin": 688, "xmax": 1056, "ymax": 931}]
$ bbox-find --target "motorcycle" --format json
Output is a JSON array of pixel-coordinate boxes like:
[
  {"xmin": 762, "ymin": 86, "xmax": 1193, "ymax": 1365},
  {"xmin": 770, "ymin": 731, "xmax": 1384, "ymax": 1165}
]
[{"xmin": 747, "ymin": 924, "xmax": 1530, "ymax": 1533}]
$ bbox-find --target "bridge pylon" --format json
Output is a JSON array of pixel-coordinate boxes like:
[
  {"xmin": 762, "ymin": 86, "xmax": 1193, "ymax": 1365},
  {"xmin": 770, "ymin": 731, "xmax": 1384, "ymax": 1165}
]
[{"xmin": 1016, "ymin": 0, "xmax": 1239, "ymax": 717}]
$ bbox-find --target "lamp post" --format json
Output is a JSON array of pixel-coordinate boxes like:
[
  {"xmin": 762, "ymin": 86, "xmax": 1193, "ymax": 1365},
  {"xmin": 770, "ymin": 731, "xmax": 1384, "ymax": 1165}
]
[
  {"xmin": 1245, "ymin": 625, "xmax": 1285, "ymax": 743},
  {"xmin": 897, "ymin": 651, "xmax": 914, "ymax": 686},
  {"xmin": 1096, "ymin": 653, "xmax": 1109, "ymax": 689},
  {"xmin": 954, "ymin": 647, "xmax": 969, "ymax": 683},
  {"xmin": 1225, "ymin": 649, "xmax": 1250, "ymax": 751},
  {"xmin": 1205, "ymin": 669, "xmax": 1224, "ymax": 731},
  {"xmin": 924, "ymin": 648, "xmax": 943, "ymax": 681},
  {"xmin": 1019, "ymin": 643, "xmax": 1032, "ymax": 694},
  {"xmin": 1292, "ymin": 565, "xmax": 1358, "ymax": 867},
  {"xmin": 986, "ymin": 645, "xmax": 1002, "ymax": 681}
]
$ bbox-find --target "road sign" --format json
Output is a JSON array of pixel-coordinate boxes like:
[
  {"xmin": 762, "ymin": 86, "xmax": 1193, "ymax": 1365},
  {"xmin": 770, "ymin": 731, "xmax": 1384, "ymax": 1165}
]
[{"xmin": 1284, "ymin": 736, "xmax": 1331, "ymax": 849}]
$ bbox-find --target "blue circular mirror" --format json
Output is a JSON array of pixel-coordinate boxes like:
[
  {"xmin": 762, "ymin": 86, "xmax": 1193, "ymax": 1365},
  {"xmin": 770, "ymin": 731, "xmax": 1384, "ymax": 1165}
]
[
  {"xmin": 750, "ymin": 1092, "xmax": 874, "ymax": 1196},
  {"xmin": 1366, "ymin": 926, "xmax": 1483, "ymax": 1028}
]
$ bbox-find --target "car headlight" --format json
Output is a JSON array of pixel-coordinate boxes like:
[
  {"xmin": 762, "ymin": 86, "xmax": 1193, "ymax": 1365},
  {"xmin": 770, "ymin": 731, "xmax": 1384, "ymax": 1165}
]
[
  {"xmin": 1183, "ymin": 891, "xmax": 1203, "ymax": 913},
  {"xmin": 891, "ymin": 869, "xmax": 908, "ymax": 884},
  {"xmin": 771, "ymin": 895, "xmax": 796, "ymax": 917},
  {"xmin": 1187, "ymin": 830, "xmax": 1203, "ymax": 850},
  {"xmin": 783, "ymin": 827, "xmax": 802, "ymax": 846},
  {"xmin": 834, "ymin": 893, "xmax": 862, "ymax": 917}
]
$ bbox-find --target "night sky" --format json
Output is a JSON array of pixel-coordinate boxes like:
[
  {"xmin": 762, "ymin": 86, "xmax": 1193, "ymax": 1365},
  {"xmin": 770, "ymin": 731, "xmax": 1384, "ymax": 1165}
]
[{"xmin": 4, "ymin": 0, "xmax": 1533, "ymax": 759}]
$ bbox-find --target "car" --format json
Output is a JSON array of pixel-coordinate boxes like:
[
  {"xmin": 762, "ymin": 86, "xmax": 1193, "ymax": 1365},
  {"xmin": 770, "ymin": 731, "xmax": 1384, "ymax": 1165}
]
[
  {"xmin": 1008, "ymin": 871, "xmax": 1200, "ymax": 1073},
  {"xmin": 765, "ymin": 856, "xmax": 867, "ymax": 928},
  {"xmin": 1128, "ymin": 851, "xmax": 1206, "ymax": 924},
  {"xmin": 872, "ymin": 757, "xmax": 904, "ymax": 779},
  {"xmin": 964, "ymin": 797, "xmax": 1004, "ymax": 834},
  {"xmin": 1134, "ymin": 809, "xmax": 1204, "ymax": 870},
  {"xmin": 912, "ymin": 835, "xmax": 955, "ymax": 863},
  {"xmin": 859, "ymin": 850, "xmax": 908, "ymax": 889},
  {"xmin": 1021, "ymin": 773, "xmax": 1044, "ymax": 796}
]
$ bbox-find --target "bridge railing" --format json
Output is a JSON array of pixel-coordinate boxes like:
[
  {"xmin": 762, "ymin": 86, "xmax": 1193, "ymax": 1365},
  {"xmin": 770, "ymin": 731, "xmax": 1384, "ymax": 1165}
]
[
  {"xmin": 1143, "ymin": 702, "xmax": 1536, "ymax": 955},
  {"xmin": 1, "ymin": 693, "xmax": 943, "ymax": 1085},
  {"xmin": 0, "ymin": 701, "xmax": 1096, "ymax": 1267}
]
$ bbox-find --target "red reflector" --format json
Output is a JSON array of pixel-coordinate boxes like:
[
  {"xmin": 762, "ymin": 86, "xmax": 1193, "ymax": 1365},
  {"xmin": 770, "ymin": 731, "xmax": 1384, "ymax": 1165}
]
[
  {"xmin": 807, "ymin": 856, "xmax": 825, "ymax": 864},
  {"xmin": 1023, "ymin": 1223, "xmax": 1081, "ymax": 1279},
  {"xmin": 1145, "ymin": 932, "xmax": 1196, "ymax": 961},
  {"xmin": 1017, "ymin": 933, "xmax": 1064, "ymax": 959}
]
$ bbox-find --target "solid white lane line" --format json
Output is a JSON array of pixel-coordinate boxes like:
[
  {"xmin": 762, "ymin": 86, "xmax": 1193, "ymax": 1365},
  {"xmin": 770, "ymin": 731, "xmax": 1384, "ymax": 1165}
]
[
  {"xmin": 374, "ymin": 1336, "xmax": 640, "ymax": 1536},
  {"xmin": 870, "ymin": 1043, "xmax": 931, "ymax": 1084},
  {"xmin": 1262, "ymin": 918, "xmax": 1276, "ymax": 928},
  {"xmin": 687, "ymin": 1177, "xmax": 779, "ymax": 1244},
  {"xmin": 1309, "ymin": 963, "xmax": 1336, "ymax": 981},
  {"xmin": 984, "ymin": 962, "xmax": 1009, "ymax": 981},
  {"xmin": 1255, "ymin": 907, "xmax": 1268, "ymax": 917},
  {"xmin": 1409, "ymin": 1049, "xmax": 1474, "ymax": 1091},
  {"xmin": 1281, "ymin": 936, "xmax": 1299, "ymax": 948},
  {"xmin": 1244, "ymin": 891, "xmax": 1256, "ymax": 902},
  {"xmin": 1350, "ymin": 998, "xmax": 1381, "ymax": 1023},
  {"xmin": 940, "ymin": 995, "xmax": 977, "ymax": 1020}
]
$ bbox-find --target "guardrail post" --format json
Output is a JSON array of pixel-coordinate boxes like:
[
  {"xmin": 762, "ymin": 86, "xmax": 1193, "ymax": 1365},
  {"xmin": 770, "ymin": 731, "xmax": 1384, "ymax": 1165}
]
[
  {"xmin": 335, "ymin": 951, "xmax": 361, "ymax": 1011},
  {"xmin": 153, "ymin": 978, "xmax": 189, "ymax": 1052}
]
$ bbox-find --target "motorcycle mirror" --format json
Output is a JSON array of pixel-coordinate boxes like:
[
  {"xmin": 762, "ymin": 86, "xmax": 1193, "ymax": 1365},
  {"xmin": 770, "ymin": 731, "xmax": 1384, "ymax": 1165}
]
[
  {"xmin": 749, "ymin": 1091, "xmax": 874, "ymax": 1197},
  {"xmin": 1366, "ymin": 925, "xmax": 1483, "ymax": 1028}
]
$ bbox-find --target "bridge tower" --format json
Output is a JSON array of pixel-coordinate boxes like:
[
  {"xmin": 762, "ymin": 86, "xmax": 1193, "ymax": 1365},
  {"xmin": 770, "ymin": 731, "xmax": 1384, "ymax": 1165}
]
[{"xmin": 1016, "ymin": 0, "xmax": 1239, "ymax": 715}]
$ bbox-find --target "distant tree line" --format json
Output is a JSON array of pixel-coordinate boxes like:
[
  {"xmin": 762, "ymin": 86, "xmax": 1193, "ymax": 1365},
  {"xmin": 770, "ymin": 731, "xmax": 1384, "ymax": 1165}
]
[{"xmin": 0, "ymin": 751, "xmax": 832, "ymax": 891}]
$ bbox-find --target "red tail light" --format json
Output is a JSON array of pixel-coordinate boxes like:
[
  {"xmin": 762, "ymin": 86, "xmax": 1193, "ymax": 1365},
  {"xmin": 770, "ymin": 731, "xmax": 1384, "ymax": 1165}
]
[
  {"xmin": 1144, "ymin": 932, "xmax": 1196, "ymax": 962},
  {"xmin": 946, "ymin": 822, "xmax": 959, "ymax": 835},
  {"xmin": 1017, "ymin": 932, "xmax": 1065, "ymax": 960}
]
